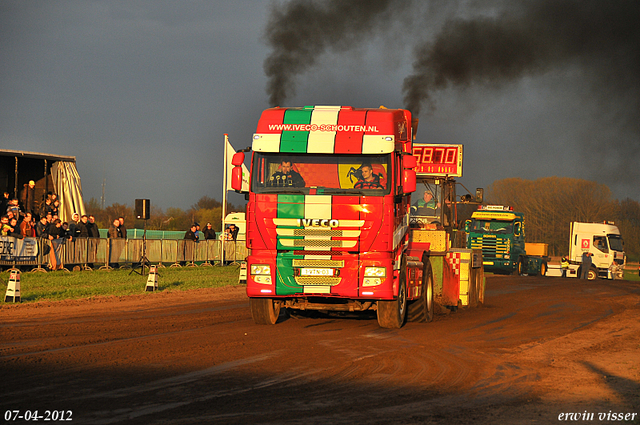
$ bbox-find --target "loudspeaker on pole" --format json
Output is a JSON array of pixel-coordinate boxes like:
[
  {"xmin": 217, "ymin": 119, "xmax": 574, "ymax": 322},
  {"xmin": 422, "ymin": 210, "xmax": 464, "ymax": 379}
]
[
  {"xmin": 4, "ymin": 269, "xmax": 21, "ymax": 302},
  {"xmin": 135, "ymin": 199, "xmax": 151, "ymax": 220}
]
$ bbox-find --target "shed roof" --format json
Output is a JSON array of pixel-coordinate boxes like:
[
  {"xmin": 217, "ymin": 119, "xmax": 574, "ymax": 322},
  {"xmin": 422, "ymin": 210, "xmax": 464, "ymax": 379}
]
[{"xmin": 0, "ymin": 149, "xmax": 76, "ymax": 162}]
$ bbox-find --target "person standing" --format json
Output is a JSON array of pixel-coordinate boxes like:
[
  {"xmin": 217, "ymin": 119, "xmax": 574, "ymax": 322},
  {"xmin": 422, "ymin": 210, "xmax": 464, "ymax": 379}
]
[
  {"xmin": 182, "ymin": 224, "xmax": 199, "ymax": 265},
  {"xmin": 68, "ymin": 213, "xmax": 81, "ymax": 239},
  {"xmin": 118, "ymin": 216, "xmax": 127, "ymax": 239},
  {"xmin": 47, "ymin": 219, "xmax": 65, "ymax": 270},
  {"xmin": 108, "ymin": 218, "xmax": 122, "ymax": 268},
  {"xmin": 74, "ymin": 215, "xmax": 90, "ymax": 268},
  {"xmin": 20, "ymin": 212, "xmax": 36, "ymax": 238},
  {"xmin": 0, "ymin": 192, "xmax": 10, "ymax": 215},
  {"xmin": 35, "ymin": 215, "xmax": 50, "ymax": 238},
  {"xmin": 20, "ymin": 180, "xmax": 38, "ymax": 216},
  {"xmin": 76, "ymin": 215, "xmax": 90, "ymax": 238},
  {"xmin": 51, "ymin": 199, "xmax": 60, "ymax": 218},
  {"xmin": 203, "ymin": 223, "xmax": 216, "ymax": 240},
  {"xmin": 7, "ymin": 217, "xmax": 22, "ymax": 238},
  {"xmin": 1, "ymin": 215, "xmax": 11, "ymax": 236},
  {"xmin": 229, "ymin": 224, "xmax": 239, "ymax": 241},
  {"xmin": 6, "ymin": 198, "xmax": 22, "ymax": 219},
  {"xmin": 580, "ymin": 252, "xmax": 592, "ymax": 279},
  {"xmin": 39, "ymin": 196, "xmax": 53, "ymax": 220},
  {"xmin": 87, "ymin": 215, "xmax": 100, "ymax": 268},
  {"xmin": 561, "ymin": 256, "xmax": 569, "ymax": 278},
  {"xmin": 88, "ymin": 215, "xmax": 100, "ymax": 238}
]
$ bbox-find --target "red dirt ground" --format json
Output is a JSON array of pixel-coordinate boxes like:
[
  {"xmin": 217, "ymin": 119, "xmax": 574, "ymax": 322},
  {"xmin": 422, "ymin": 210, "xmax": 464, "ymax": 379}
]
[{"xmin": 1, "ymin": 275, "xmax": 639, "ymax": 424}]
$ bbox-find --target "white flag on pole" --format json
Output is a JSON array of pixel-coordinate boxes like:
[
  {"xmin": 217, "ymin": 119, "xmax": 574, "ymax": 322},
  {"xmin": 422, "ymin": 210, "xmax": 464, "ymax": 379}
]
[{"xmin": 225, "ymin": 136, "xmax": 250, "ymax": 192}]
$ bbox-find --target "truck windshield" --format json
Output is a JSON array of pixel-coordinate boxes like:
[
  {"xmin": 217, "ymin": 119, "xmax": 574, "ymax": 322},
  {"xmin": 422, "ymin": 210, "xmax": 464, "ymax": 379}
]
[
  {"xmin": 251, "ymin": 153, "xmax": 391, "ymax": 195},
  {"xmin": 470, "ymin": 220, "xmax": 513, "ymax": 234},
  {"xmin": 608, "ymin": 235, "xmax": 624, "ymax": 252}
]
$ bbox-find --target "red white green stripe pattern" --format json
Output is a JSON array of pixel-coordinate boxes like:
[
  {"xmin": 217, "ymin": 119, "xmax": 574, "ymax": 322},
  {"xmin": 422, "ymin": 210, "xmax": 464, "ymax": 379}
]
[{"xmin": 253, "ymin": 105, "xmax": 396, "ymax": 154}]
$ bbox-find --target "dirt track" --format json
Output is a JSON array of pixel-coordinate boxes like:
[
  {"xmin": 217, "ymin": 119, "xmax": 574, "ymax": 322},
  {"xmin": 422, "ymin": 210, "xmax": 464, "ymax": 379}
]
[{"xmin": 1, "ymin": 275, "xmax": 639, "ymax": 424}]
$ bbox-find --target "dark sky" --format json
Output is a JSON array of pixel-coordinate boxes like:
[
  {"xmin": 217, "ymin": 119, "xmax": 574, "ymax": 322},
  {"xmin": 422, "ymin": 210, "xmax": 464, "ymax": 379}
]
[{"xmin": 2, "ymin": 0, "xmax": 638, "ymax": 209}]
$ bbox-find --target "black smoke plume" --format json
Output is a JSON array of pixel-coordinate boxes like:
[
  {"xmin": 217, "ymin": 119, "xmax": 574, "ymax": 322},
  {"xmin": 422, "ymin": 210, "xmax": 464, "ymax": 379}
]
[
  {"xmin": 403, "ymin": 0, "xmax": 640, "ymax": 119},
  {"xmin": 263, "ymin": 0, "xmax": 409, "ymax": 106}
]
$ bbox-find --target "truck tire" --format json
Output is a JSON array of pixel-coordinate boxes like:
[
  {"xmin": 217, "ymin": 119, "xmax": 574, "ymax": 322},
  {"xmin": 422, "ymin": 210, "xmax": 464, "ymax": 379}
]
[
  {"xmin": 540, "ymin": 261, "xmax": 547, "ymax": 277},
  {"xmin": 469, "ymin": 267, "xmax": 479, "ymax": 308},
  {"xmin": 407, "ymin": 259, "xmax": 434, "ymax": 323},
  {"xmin": 476, "ymin": 266, "xmax": 484, "ymax": 305},
  {"xmin": 377, "ymin": 261, "xmax": 407, "ymax": 329},
  {"xmin": 250, "ymin": 297, "xmax": 281, "ymax": 325},
  {"xmin": 517, "ymin": 258, "xmax": 525, "ymax": 276},
  {"xmin": 587, "ymin": 267, "xmax": 597, "ymax": 280}
]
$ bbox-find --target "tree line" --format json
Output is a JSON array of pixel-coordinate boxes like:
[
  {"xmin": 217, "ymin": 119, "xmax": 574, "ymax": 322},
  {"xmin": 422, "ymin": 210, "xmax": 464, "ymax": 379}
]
[
  {"xmin": 84, "ymin": 177, "xmax": 640, "ymax": 261},
  {"xmin": 84, "ymin": 196, "xmax": 246, "ymax": 233},
  {"xmin": 487, "ymin": 177, "xmax": 640, "ymax": 261}
]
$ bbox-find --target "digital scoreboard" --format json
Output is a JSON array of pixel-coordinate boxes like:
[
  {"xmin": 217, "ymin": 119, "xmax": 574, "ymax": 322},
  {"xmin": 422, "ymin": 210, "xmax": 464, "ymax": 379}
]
[{"xmin": 412, "ymin": 143, "xmax": 463, "ymax": 177}]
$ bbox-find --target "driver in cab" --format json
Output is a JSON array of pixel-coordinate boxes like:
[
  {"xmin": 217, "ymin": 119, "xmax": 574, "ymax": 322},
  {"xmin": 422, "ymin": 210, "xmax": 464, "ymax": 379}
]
[
  {"xmin": 411, "ymin": 190, "xmax": 440, "ymax": 216},
  {"xmin": 270, "ymin": 160, "xmax": 305, "ymax": 187},
  {"xmin": 354, "ymin": 163, "xmax": 383, "ymax": 189}
]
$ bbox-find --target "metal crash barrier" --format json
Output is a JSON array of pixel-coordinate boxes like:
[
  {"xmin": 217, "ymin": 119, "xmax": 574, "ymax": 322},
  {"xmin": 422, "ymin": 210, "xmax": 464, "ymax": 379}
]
[{"xmin": 0, "ymin": 236, "xmax": 248, "ymax": 272}]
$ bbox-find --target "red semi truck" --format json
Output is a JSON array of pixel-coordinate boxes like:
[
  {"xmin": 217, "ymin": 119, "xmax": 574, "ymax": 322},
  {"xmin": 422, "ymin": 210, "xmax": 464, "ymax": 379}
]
[{"xmin": 229, "ymin": 105, "xmax": 480, "ymax": 328}]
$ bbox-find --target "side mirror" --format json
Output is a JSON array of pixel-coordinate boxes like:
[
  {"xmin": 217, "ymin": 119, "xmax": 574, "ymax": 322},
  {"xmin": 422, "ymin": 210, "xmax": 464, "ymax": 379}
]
[
  {"xmin": 403, "ymin": 169, "xmax": 416, "ymax": 194},
  {"xmin": 231, "ymin": 166, "xmax": 244, "ymax": 191},
  {"xmin": 403, "ymin": 154, "xmax": 417, "ymax": 169},
  {"xmin": 402, "ymin": 154, "xmax": 417, "ymax": 194},
  {"xmin": 232, "ymin": 151, "xmax": 245, "ymax": 166},
  {"xmin": 464, "ymin": 219, "xmax": 471, "ymax": 233},
  {"xmin": 514, "ymin": 222, "xmax": 521, "ymax": 237}
]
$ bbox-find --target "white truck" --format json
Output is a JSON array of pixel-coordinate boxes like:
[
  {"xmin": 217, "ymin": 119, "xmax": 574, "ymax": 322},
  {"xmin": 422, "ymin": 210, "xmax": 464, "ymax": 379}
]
[{"xmin": 566, "ymin": 221, "xmax": 625, "ymax": 280}]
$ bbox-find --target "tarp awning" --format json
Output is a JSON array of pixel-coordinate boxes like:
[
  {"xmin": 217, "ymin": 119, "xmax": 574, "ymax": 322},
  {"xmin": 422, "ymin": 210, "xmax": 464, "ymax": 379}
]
[{"xmin": 52, "ymin": 161, "xmax": 86, "ymax": 221}]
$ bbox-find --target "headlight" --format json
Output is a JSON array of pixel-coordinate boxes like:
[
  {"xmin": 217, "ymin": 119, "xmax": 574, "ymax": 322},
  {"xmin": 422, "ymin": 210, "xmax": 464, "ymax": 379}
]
[
  {"xmin": 363, "ymin": 278, "xmax": 382, "ymax": 287},
  {"xmin": 364, "ymin": 267, "xmax": 386, "ymax": 277},
  {"xmin": 250, "ymin": 264, "xmax": 271, "ymax": 275},
  {"xmin": 363, "ymin": 266, "xmax": 386, "ymax": 287}
]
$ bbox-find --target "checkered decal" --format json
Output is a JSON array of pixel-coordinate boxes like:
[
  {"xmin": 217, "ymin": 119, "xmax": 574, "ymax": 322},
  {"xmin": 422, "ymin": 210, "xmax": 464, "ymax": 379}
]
[{"xmin": 446, "ymin": 252, "xmax": 462, "ymax": 276}]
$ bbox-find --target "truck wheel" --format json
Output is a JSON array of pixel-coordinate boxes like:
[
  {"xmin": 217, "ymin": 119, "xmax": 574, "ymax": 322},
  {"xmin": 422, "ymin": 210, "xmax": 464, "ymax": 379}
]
[
  {"xmin": 250, "ymin": 297, "xmax": 281, "ymax": 325},
  {"xmin": 587, "ymin": 267, "xmax": 597, "ymax": 280},
  {"xmin": 516, "ymin": 259, "xmax": 524, "ymax": 276},
  {"xmin": 468, "ymin": 267, "xmax": 478, "ymax": 308},
  {"xmin": 377, "ymin": 268, "xmax": 407, "ymax": 329},
  {"xmin": 540, "ymin": 262, "xmax": 547, "ymax": 277},
  {"xmin": 407, "ymin": 260, "xmax": 434, "ymax": 323},
  {"xmin": 476, "ymin": 266, "xmax": 484, "ymax": 305}
]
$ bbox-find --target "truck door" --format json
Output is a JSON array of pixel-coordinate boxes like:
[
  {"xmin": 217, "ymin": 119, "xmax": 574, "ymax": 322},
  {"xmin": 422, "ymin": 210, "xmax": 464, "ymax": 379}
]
[{"xmin": 592, "ymin": 235, "xmax": 609, "ymax": 268}]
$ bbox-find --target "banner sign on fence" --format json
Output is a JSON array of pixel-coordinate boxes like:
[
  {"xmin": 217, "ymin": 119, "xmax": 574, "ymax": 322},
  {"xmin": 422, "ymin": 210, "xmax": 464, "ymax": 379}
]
[{"xmin": 0, "ymin": 236, "xmax": 39, "ymax": 261}]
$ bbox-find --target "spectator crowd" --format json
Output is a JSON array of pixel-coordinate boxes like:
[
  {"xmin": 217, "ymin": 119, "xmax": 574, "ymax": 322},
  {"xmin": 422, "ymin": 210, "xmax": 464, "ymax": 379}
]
[{"xmin": 2, "ymin": 187, "xmax": 105, "ymax": 270}]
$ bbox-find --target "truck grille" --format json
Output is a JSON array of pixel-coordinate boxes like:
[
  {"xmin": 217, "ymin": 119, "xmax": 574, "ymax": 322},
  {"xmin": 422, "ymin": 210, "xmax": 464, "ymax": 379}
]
[
  {"xmin": 280, "ymin": 239, "xmax": 356, "ymax": 248},
  {"xmin": 294, "ymin": 276, "xmax": 341, "ymax": 286},
  {"xmin": 292, "ymin": 259, "xmax": 345, "ymax": 267},
  {"xmin": 470, "ymin": 236, "xmax": 509, "ymax": 258},
  {"xmin": 273, "ymin": 218, "xmax": 363, "ymax": 250},
  {"xmin": 290, "ymin": 229, "xmax": 342, "ymax": 237}
]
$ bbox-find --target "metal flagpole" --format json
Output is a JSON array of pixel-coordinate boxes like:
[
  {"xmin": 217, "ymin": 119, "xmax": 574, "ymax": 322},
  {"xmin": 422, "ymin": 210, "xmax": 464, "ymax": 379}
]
[{"xmin": 220, "ymin": 134, "xmax": 229, "ymax": 265}]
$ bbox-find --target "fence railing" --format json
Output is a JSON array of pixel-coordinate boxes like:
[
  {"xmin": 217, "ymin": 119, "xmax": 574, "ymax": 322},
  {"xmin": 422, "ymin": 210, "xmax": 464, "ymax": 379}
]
[{"xmin": 0, "ymin": 236, "xmax": 248, "ymax": 271}]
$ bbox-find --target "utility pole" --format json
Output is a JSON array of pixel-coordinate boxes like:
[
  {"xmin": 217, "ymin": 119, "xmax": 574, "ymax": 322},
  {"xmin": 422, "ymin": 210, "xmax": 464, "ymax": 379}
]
[{"xmin": 101, "ymin": 179, "xmax": 105, "ymax": 209}]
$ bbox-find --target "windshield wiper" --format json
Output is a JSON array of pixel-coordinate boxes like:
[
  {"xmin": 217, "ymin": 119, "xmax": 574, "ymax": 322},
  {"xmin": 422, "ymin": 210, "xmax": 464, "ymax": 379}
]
[
  {"xmin": 324, "ymin": 189, "xmax": 367, "ymax": 195},
  {"xmin": 259, "ymin": 189, "xmax": 306, "ymax": 195}
]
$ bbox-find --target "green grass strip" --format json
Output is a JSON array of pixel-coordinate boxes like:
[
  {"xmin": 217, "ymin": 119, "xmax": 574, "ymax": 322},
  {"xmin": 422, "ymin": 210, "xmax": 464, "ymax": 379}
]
[{"xmin": 0, "ymin": 265, "xmax": 241, "ymax": 304}]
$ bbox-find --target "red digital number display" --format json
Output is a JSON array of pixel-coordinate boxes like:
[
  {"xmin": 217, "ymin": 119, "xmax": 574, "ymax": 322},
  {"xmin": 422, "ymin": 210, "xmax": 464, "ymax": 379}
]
[{"xmin": 412, "ymin": 144, "xmax": 463, "ymax": 177}]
